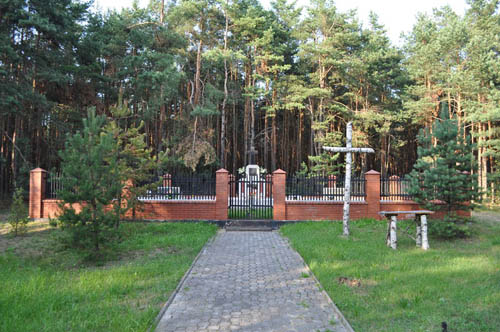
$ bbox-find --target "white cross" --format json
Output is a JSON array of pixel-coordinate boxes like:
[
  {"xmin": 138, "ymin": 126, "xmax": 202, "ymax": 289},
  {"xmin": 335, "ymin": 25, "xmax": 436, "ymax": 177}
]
[{"xmin": 323, "ymin": 122, "xmax": 374, "ymax": 236}]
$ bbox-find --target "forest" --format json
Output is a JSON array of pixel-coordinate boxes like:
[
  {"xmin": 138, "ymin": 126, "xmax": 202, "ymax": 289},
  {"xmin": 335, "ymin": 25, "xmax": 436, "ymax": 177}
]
[{"xmin": 0, "ymin": 0, "xmax": 499, "ymax": 201}]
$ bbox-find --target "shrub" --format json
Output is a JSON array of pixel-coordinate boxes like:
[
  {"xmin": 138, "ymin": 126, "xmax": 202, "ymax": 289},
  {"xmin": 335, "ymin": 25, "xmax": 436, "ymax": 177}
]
[
  {"xmin": 428, "ymin": 215, "xmax": 473, "ymax": 239},
  {"xmin": 57, "ymin": 109, "xmax": 122, "ymax": 251},
  {"xmin": 8, "ymin": 188, "xmax": 29, "ymax": 236},
  {"xmin": 408, "ymin": 105, "xmax": 480, "ymax": 215}
]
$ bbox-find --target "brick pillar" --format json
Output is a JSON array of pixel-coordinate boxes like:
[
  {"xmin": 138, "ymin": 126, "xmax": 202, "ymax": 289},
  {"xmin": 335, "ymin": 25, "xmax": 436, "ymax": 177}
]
[
  {"xmin": 29, "ymin": 168, "xmax": 47, "ymax": 219},
  {"xmin": 215, "ymin": 169, "xmax": 229, "ymax": 220},
  {"xmin": 365, "ymin": 170, "xmax": 381, "ymax": 220},
  {"xmin": 273, "ymin": 169, "xmax": 286, "ymax": 220}
]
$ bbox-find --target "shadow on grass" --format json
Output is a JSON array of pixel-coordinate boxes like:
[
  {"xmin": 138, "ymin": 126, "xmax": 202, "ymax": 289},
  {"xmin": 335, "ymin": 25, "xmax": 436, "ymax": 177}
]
[
  {"xmin": 0, "ymin": 221, "xmax": 218, "ymax": 332},
  {"xmin": 280, "ymin": 217, "xmax": 500, "ymax": 332}
]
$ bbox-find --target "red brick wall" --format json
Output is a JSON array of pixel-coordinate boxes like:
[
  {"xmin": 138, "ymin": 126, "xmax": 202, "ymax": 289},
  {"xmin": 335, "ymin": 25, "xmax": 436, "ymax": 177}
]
[
  {"xmin": 127, "ymin": 201, "xmax": 216, "ymax": 220},
  {"xmin": 31, "ymin": 168, "xmax": 471, "ymax": 221},
  {"xmin": 285, "ymin": 201, "xmax": 368, "ymax": 221},
  {"xmin": 41, "ymin": 199, "xmax": 62, "ymax": 218},
  {"xmin": 41, "ymin": 199, "xmax": 217, "ymax": 220}
]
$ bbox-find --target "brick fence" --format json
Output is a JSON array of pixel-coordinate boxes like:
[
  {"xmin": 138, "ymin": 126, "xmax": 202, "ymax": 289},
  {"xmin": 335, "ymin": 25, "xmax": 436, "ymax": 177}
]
[{"xmin": 29, "ymin": 168, "xmax": 469, "ymax": 221}]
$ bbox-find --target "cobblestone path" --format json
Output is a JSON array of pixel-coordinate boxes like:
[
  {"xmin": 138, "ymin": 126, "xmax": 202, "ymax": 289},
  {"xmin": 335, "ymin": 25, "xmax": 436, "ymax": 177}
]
[{"xmin": 156, "ymin": 231, "xmax": 352, "ymax": 332}]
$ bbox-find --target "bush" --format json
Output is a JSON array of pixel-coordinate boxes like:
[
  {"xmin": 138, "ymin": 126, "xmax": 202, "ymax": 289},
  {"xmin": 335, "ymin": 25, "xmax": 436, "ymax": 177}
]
[
  {"xmin": 408, "ymin": 105, "xmax": 480, "ymax": 214},
  {"xmin": 57, "ymin": 109, "xmax": 122, "ymax": 252},
  {"xmin": 8, "ymin": 188, "xmax": 30, "ymax": 236},
  {"xmin": 428, "ymin": 215, "xmax": 473, "ymax": 239}
]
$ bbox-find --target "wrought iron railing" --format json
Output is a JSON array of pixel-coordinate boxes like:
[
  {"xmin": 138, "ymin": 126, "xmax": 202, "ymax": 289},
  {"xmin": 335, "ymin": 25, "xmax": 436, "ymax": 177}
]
[
  {"xmin": 228, "ymin": 174, "xmax": 273, "ymax": 219},
  {"xmin": 380, "ymin": 176, "xmax": 413, "ymax": 201},
  {"xmin": 138, "ymin": 173, "xmax": 216, "ymax": 201},
  {"xmin": 45, "ymin": 172, "xmax": 62, "ymax": 199},
  {"xmin": 286, "ymin": 175, "xmax": 366, "ymax": 201}
]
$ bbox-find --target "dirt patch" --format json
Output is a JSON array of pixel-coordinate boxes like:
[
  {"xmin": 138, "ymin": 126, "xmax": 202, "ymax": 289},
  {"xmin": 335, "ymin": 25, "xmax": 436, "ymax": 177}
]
[
  {"xmin": 95, "ymin": 246, "xmax": 182, "ymax": 269},
  {"xmin": 338, "ymin": 276, "xmax": 362, "ymax": 287},
  {"xmin": 473, "ymin": 211, "xmax": 500, "ymax": 226},
  {"xmin": 0, "ymin": 220, "xmax": 55, "ymax": 256}
]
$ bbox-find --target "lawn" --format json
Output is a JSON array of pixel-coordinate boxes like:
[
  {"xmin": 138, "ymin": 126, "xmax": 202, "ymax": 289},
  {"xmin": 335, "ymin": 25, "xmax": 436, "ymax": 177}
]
[
  {"xmin": 0, "ymin": 219, "xmax": 217, "ymax": 332},
  {"xmin": 280, "ymin": 213, "xmax": 500, "ymax": 332},
  {"xmin": 228, "ymin": 207, "xmax": 273, "ymax": 219}
]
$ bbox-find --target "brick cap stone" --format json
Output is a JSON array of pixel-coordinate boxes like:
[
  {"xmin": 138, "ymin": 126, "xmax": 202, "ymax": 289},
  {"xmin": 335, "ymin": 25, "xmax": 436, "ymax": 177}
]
[
  {"xmin": 31, "ymin": 168, "xmax": 47, "ymax": 173},
  {"xmin": 216, "ymin": 168, "xmax": 229, "ymax": 173},
  {"xmin": 365, "ymin": 170, "xmax": 380, "ymax": 175},
  {"xmin": 273, "ymin": 169, "xmax": 286, "ymax": 175}
]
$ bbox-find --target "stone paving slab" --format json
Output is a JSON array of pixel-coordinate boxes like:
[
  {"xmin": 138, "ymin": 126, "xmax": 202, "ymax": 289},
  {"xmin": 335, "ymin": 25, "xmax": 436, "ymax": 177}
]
[{"xmin": 155, "ymin": 231, "xmax": 352, "ymax": 332}]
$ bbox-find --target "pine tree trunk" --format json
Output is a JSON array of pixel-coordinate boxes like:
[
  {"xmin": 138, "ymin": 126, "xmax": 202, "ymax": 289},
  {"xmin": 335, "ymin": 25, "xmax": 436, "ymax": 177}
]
[
  {"xmin": 297, "ymin": 109, "xmax": 303, "ymax": 171},
  {"xmin": 220, "ymin": 5, "xmax": 228, "ymax": 169},
  {"xmin": 272, "ymin": 115, "xmax": 276, "ymax": 170},
  {"xmin": 194, "ymin": 36, "xmax": 203, "ymax": 106},
  {"xmin": 488, "ymin": 120, "xmax": 495, "ymax": 203},
  {"xmin": 232, "ymin": 102, "xmax": 237, "ymax": 173},
  {"xmin": 244, "ymin": 61, "xmax": 251, "ymax": 166},
  {"xmin": 478, "ymin": 122, "xmax": 487, "ymax": 199},
  {"xmin": 271, "ymin": 75, "xmax": 277, "ymax": 170}
]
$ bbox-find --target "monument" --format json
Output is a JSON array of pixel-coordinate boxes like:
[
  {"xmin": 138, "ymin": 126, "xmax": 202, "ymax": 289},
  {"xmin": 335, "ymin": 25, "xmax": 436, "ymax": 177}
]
[
  {"xmin": 245, "ymin": 147, "xmax": 260, "ymax": 180},
  {"xmin": 323, "ymin": 122, "xmax": 374, "ymax": 236}
]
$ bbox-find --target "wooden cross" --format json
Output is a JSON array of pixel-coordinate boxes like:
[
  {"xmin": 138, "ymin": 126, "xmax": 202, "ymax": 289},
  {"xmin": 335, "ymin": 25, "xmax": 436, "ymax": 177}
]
[{"xmin": 323, "ymin": 122, "xmax": 374, "ymax": 236}]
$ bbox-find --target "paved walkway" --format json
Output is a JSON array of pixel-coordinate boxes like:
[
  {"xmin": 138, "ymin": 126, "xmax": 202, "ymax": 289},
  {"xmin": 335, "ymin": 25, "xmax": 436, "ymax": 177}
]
[{"xmin": 156, "ymin": 231, "xmax": 352, "ymax": 332}]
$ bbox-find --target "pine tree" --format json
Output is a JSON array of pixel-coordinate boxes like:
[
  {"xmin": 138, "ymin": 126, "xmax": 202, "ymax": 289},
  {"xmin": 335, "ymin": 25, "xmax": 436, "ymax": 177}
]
[
  {"xmin": 104, "ymin": 101, "xmax": 160, "ymax": 223},
  {"xmin": 8, "ymin": 188, "xmax": 29, "ymax": 236},
  {"xmin": 57, "ymin": 109, "xmax": 122, "ymax": 251},
  {"xmin": 408, "ymin": 104, "xmax": 480, "ymax": 215}
]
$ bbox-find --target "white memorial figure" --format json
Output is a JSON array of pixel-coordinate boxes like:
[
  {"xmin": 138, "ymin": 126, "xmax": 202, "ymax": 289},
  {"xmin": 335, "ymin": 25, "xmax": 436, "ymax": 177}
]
[{"xmin": 244, "ymin": 147, "xmax": 260, "ymax": 203}]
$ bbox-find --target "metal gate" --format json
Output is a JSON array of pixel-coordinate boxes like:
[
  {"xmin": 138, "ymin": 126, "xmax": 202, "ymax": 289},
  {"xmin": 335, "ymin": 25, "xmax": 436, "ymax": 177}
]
[{"xmin": 228, "ymin": 174, "xmax": 273, "ymax": 219}]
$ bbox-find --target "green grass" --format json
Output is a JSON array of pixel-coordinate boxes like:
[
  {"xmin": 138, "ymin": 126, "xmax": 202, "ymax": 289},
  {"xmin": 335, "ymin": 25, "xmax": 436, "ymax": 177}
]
[
  {"xmin": 280, "ymin": 215, "xmax": 500, "ymax": 332},
  {"xmin": 0, "ymin": 221, "xmax": 217, "ymax": 332},
  {"xmin": 228, "ymin": 207, "xmax": 273, "ymax": 219}
]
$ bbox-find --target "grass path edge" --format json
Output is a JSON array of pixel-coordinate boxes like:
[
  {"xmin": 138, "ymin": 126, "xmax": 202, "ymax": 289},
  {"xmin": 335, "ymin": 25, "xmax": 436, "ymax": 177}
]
[
  {"xmin": 279, "ymin": 231, "xmax": 356, "ymax": 332},
  {"xmin": 147, "ymin": 229, "xmax": 221, "ymax": 332}
]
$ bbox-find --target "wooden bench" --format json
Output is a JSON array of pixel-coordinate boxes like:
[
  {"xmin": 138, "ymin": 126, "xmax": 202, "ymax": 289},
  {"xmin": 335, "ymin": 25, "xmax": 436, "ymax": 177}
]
[{"xmin": 379, "ymin": 210, "xmax": 434, "ymax": 250}]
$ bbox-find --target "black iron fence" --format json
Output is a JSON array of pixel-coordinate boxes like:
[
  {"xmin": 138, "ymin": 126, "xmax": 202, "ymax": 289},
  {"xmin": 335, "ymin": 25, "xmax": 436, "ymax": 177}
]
[
  {"xmin": 228, "ymin": 174, "xmax": 273, "ymax": 219},
  {"xmin": 286, "ymin": 175, "xmax": 366, "ymax": 201},
  {"xmin": 138, "ymin": 173, "xmax": 216, "ymax": 200},
  {"xmin": 45, "ymin": 172, "xmax": 216, "ymax": 201},
  {"xmin": 380, "ymin": 176, "xmax": 413, "ymax": 201},
  {"xmin": 45, "ymin": 172, "xmax": 62, "ymax": 199}
]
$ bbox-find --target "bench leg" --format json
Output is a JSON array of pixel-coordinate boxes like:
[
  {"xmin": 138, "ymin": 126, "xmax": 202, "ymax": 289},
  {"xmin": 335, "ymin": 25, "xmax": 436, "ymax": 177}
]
[
  {"xmin": 415, "ymin": 216, "xmax": 422, "ymax": 247},
  {"xmin": 389, "ymin": 215, "xmax": 397, "ymax": 249},
  {"xmin": 386, "ymin": 220, "xmax": 391, "ymax": 247},
  {"xmin": 421, "ymin": 214, "xmax": 429, "ymax": 250}
]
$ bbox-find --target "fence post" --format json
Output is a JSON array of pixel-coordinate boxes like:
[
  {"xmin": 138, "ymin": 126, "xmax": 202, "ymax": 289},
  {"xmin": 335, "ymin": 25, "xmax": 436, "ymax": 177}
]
[
  {"xmin": 273, "ymin": 169, "xmax": 286, "ymax": 220},
  {"xmin": 365, "ymin": 170, "xmax": 381, "ymax": 220},
  {"xmin": 229, "ymin": 174, "xmax": 235, "ymax": 197},
  {"xmin": 389, "ymin": 175, "xmax": 399, "ymax": 199},
  {"xmin": 266, "ymin": 174, "xmax": 272, "ymax": 197},
  {"xmin": 215, "ymin": 169, "xmax": 229, "ymax": 220},
  {"xmin": 29, "ymin": 168, "xmax": 47, "ymax": 219}
]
